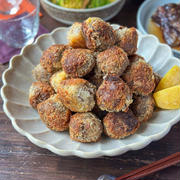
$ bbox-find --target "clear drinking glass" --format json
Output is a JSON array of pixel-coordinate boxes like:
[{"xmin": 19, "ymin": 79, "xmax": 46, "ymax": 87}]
[{"xmin": 0, "ymin": 0, "xmax": 40, "ymax": 48}]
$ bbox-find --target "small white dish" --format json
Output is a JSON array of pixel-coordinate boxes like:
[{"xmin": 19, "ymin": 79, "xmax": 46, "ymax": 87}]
[
  {"xmin": 1, "ymin": 25, "xmax": 180, "ymax": 158},
  {"xmin": 137, "ymin": 0, "xmax": 180, "ymax": 58}
]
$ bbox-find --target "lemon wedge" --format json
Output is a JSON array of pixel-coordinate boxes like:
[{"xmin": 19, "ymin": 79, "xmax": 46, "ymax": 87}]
[
  {"xmin": 153, "ymin": 85, "xmax": 180, "ymax": 109},
  {"xmin": 155, "ymin": 65, "xmax": 180, "ymax": 92}
]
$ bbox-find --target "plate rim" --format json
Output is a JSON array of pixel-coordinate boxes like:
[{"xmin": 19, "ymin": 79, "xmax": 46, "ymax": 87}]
[{"xmin": 1, "ymin": 26, "xmax": 180, "ymax": 158}]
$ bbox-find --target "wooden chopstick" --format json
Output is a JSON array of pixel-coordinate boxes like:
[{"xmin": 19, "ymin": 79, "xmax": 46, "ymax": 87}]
[{"xmin": 115, "ymin": 152, "xmax": 180, "ymax": 180}]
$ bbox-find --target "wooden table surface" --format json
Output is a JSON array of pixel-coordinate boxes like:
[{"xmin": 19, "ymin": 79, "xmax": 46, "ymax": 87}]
[{"xmin": 0, "ymin": 0, "xmax": 180, "ymax": 179}]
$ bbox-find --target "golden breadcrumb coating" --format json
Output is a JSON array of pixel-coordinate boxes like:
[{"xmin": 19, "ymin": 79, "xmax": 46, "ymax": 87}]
[
  {"xmin": 32, "ymin": 64, "xmax": 52, "ymax": 82},
  {"xmin": 131, "ymin": 94, "xmax": 155, "ymax": 122},
  {"xmin": 29, "ymin": 81, "xmax": 55, "ymax": 109},
  {"xmin": 40, "ymin": 44, "xmax": 69, "ymax": 73},
  {"xmin": 82, "ymin": 17, "xmax": 116, "ymax": 51},
  {"xmin": 115, "ymin": 26, "xmax": 138, "ymax": 55},
  {"xmin": 96, "ymin": 75, "xmax": 133, "ymax": 112},
  {"xmin": 123, "ymin": 54, "xmax": 155, "ymax": 95},
  {"xmin": 37, "ymin": 94, "xmax": 71, "ymax": 131},
  {"xmin": 50, "ymin": 71, "xmax": 68, "ymax": 92},
  {"xmin": 57, "ymin": 78, "xmax": 96, "ymax": 112},
  {"xmin": 103, "ymin": 110, "xmax": 139, "ymax": 139},
  {"xmin": 86, "ymin": 63, "xmax": 103, "ymax": 88},
  {"xmin": 67, "ymin": 22, "xmax": 86, "ymax": 48},
  {"xmin": 61, "ymin": 48, "xmax": 95, "ymax": 78},
  {"xmin": 97, "ymin": 46, "xmax": 129, "ymax": 76},
  {"xmin": 69, "ymin": 112, "xmax": 103, "ymax": 142}
]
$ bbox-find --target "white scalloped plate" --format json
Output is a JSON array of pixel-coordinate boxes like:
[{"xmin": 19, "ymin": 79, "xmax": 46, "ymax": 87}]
[{"xmin": 1, "ymin": 25, "xmax": 180, "ymax": 158}]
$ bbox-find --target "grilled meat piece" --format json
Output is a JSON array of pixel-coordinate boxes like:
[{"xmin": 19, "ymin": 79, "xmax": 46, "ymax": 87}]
[{"xmin": 152, "ymin": 3, "xmax": 180, "ymax": 47}]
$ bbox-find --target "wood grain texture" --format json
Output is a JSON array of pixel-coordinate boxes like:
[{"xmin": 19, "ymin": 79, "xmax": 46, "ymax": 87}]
[{"xmin": 0, "ymin": 0, "xmax": 180, "ymax": 180}]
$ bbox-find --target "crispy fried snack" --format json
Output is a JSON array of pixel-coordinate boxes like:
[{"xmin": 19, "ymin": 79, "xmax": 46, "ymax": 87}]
[
  {"xmin": 131, "ymin": 94, "xmax": 155, "ymax": 122},
  {"xmin": 32, "ymin": 64, "xmax": 52, "ymax": 82},
  {"xmin": 57, "ymin": 78, "xmax": 96, "ymax": 112},
  {"xmin": 103, "ymin": 110, "xmax": 139, "ymax": 139},
  {"xmin": 29, "ymin": 81, "xmax": 55, "ymax": 109},
  {"xmin": 115, "ymin": 26, "xmax": 138, "ymax": 55},
  {"xmin": 37, "ymin": 94, "xmax": 71, "ymax": 131},
  {"xmin": 123, "ymin": 55, "xmax": 155, "ymax": 95},
  {"xmin": 69, "ymin": 112, "xmax": 103, "ymax": 142},
  {"xmin": 50, "ymin": 71, "xmax": 68, "ymax": 92},
  {"xmin": 67, "ymin": 22, "xmax": 86, "ymax": 48},
  {"xmin": 82, "ymin": 17, "xmax": 116, "ymax": 51},
  {"xmin": 96, "ymin": 75, "xmax": 133, "ymax": 112},
  {"xmin": 40, "ymin": 44, "xmax": 69, "ymax": 73},
  {"xmin": 97, "ymin": 46, "xmax": 129, "ymax": 76},
  {"xmin": 61, "ymin": 48, "xmax": 95, "ymax": 78}
]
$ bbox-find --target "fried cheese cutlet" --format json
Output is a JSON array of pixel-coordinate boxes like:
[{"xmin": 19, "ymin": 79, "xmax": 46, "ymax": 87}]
[
  {"xmin": 96, "ymin": 75, "xmax": 133, "ymax": 112},
  {"xmin": 61, "ymin": 48, "xmax": 95, "ymax": 78},
  {"xmin": 69, "ymin": 112, "xmax": 103, "ymax": 143},
  {"xmin": 103, "ymin": 110, "xmax": 139, "ymax": 139},
  {"xmin": 115, "ymin": 26, "xmax": 138, "ymax": 55},
  {"xmin": 131, "ymin": 94, "xmax": 155, "ymax": 122},
  {"xmin": 67, "ymin": 22, "xmax": 86, "ymax": 48},
  {"xmin": 57, "ymin": 78, "xmax": 96, "ymax": 112},
  {"xmin": 29, "ymin": 81, "xmax": 55, "ymax": 109},
  {"xmin": 37, "ymin": 94, "xmax": 71, "ymax": 131},
  {"xmin": 97, "ymin": 46, "xmax": 129, "ymax": 76},
  {"xmin": 123, "ymin": 54, "xmax": 155, "ymax": 96},
  {"xmin": 40, "ymin": 44, "xmax": 69, "ymax": 73},
  {"xmin": 82, "ymin": 17, "xmax": 116, "ymax": 51},
  {"xmin": 32, "ymin": 64, "xmax": 52, "ymax": 82},
  {"xmin": 50, "ymin": 71, "xmax": 68, "ymax": 92}
]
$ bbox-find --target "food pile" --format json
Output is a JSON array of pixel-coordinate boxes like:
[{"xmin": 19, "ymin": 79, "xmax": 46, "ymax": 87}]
[
  {"xmin": 51, "ymin": 0, "xmax": 115, "ymax": 9},
  {"xmin": 29, "ymin": 17, "xmax": 160, "ymax": 143}
]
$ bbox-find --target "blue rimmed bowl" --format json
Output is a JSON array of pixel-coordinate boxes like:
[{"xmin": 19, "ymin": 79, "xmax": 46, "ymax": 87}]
[{"xmin": 137, "ymin": 0, "xmax": 180, "ymax": 58}]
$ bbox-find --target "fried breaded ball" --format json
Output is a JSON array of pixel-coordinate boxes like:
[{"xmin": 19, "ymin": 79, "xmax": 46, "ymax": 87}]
[
  {"xmin": 69, "ymin": 112, "xmax": 103, "ymax": 142},
  {"xmin": 40, "ymin": 44, "xmax": 68, "ymax": 73},
  {"xmin": 82, "ymin": 17, "xmax": 116, "ymax": 51},
  {"xmin": 86, "ymin": 64, "xmax": 103, "ymax": 88},
  {"xmin": 29, "ymin": 81, "xmax": 55, "ymax": 109},
  {"xmin": 32, "ymin": 64, "xmax": 52, "ymax": 82},
  {"xmin": 115, "ymin": 26, "xmax": 138, "ymax": 55},
  {"xmin": 103, "ymin": 110, "xmax": 139, "ymax": 139},
  {"xmin": 97, "ymin": 46, "xmax": 129, "ymax": 76},
  {"xmin": 96, "ymin": 75, "xmax": 133, "ymax": 112},
  {"xmin": 123, "ymin": 55, "xmax": 155, "ymax": 96},
  {"xmin": 131, "ymin": 94, "xmax": 155, "ymax": 122},
  {"xmin": 67, "ymin": 22, "xmax": 86, "ymax": 48},
  {"xmin": 61, "ymin": 48, "xmax": 95, "ymax": 78},
  {"xmin": 57, "ymin": 78, "xmax": 96, "ymax": 112},
  {"xmin": 37, "ymin": 94, "xmax": 71, "ymax": 131},
  {"xmin": 50, "ymin": 71, "xmax": 68, "ymax": 92}
]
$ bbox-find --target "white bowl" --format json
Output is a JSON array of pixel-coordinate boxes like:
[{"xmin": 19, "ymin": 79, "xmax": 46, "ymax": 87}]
[
  {"xmin": 1, "ymin": 25, "xmax": 180, "ymax": 158},
  {"xmin": 40, "ymin": 0, "xmax": 126, "ymax": 24},
  {"xmin": 137, "ymin": 0, "xmax": 180, "ymax": 58}
]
